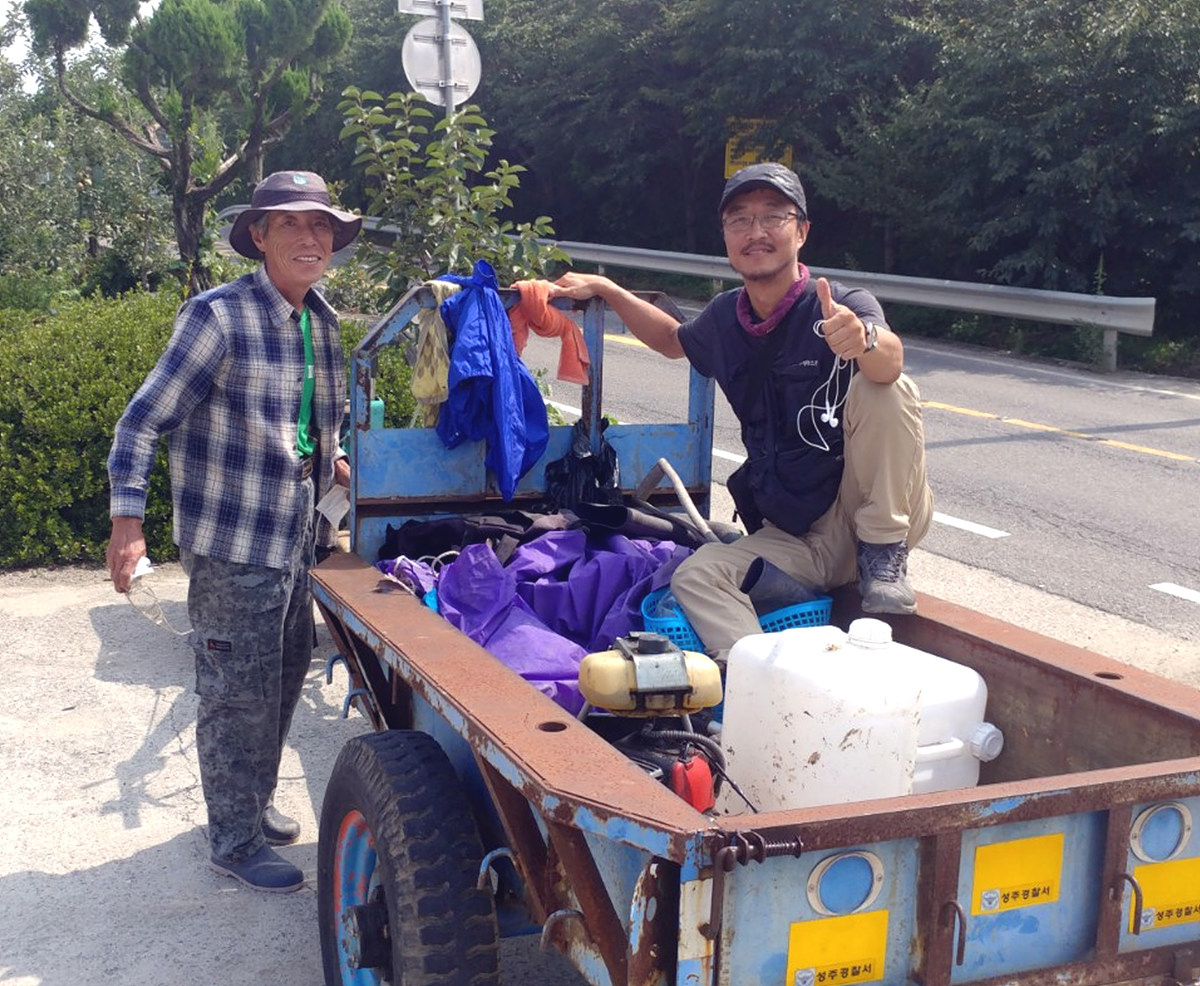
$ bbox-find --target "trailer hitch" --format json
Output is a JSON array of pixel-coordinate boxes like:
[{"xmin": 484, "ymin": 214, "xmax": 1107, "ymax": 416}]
[
  {"xmin": 1112, "ymin": 871, "xmax": 1145, "ymax": 936},
  {"xmin": 477, "ymin": 847, "xmax": 515, "ymax": 891},
  {"xmin": 540, "ymin": 909, "xmax": 584, "ymax": 953},
  {"xmin": 324, "ymin": 654, "xmax": 375, "ymax": 720}
]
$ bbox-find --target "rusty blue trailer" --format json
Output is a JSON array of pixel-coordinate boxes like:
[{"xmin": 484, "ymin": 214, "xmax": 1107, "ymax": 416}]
[{"xmin": 311, "ymin": 284, "xmax": 1200, "ymax": 986}]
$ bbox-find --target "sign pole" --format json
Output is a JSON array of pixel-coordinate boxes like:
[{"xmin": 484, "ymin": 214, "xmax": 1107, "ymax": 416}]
[
  {"xmin": 438, "ymin": 0, "xmax": 454, "ymax": 120},
  {"xmin": 399, "ymin": 0, "xmax": 482, "ymax": 111}
]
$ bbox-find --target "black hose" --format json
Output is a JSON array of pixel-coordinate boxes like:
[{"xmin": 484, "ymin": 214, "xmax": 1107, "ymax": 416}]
[{"xmin": 641, "ymin": 727, "xmax": 727, "ymax": 773}]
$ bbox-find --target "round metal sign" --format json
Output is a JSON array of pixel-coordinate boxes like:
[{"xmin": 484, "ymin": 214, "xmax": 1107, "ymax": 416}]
[{"xmin": 400, "ymin": 17, "xmax": 482, "ymax": 108}]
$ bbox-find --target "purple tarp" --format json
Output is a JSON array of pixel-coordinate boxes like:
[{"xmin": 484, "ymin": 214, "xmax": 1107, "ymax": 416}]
[{"xmin": 379, "ymin": 529, "xmax": 690, "ymax": 714}]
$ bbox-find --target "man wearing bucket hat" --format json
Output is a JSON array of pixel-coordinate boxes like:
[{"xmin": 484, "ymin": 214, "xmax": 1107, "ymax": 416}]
[
  {"xmin": 550, "ymin": 162, "xmax": 932, "ymax": 657},
  {"xmin": 105, "ymin": 171, "xmax": 362, "ymax": 892}
]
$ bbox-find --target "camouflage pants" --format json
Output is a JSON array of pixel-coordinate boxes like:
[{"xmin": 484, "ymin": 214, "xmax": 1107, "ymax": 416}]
[{"xmin": 182, "ymin": 494, "xmax": 314, "ymax": 862}]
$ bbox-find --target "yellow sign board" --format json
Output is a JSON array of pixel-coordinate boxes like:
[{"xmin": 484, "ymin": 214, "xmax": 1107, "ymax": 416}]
[
  {"xmin": 786, "ymin": 910, "xmax": 888, "ymax": 986},
  {"xmin": 1132, "ymin": 857, "xmax": 1200, "ymax": 932},
  {"xmin": 971, "ymin": 833, "xmax": 1064, "ymax": 915},
  {"xmin": 725, "ymin": 119, "xmax": 794, "ymax": 178}
]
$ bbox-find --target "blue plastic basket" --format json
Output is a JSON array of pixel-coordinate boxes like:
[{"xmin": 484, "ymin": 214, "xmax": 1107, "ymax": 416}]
[
  {"xmin": 640, "ymin": 585, "xmax": 832, "ymax": 649},
  {"xmin": 640, "ymin": 587, "xmax": 705, "ymax": 650},
  {"xmin": 759, "ymin": 596, "xmax": 833, "ymax": 632}
]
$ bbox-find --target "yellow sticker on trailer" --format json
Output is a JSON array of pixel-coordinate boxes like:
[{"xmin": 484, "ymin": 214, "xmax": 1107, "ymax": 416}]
[
  {"xmin": 971, "ymin": 833, "xmax": 1064, "ymax": 915},
  {"xmin": 1132, "ymin": 857, "xmax": 1200, "ymax": 932},
  {"xmin": 785, "ymin": 910, "xmax": 888, "ymax": 986}
]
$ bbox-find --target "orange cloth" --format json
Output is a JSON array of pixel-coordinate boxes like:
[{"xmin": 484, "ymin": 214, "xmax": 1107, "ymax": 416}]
[{"xmin": 509, "ymin": 280, "xmax": 591, "ymax": 385}]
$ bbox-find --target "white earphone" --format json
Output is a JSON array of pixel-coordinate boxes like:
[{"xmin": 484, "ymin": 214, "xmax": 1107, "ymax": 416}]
[{"xmin": 796, "ymin": 320, "xmax": 849, "ymax": 449}]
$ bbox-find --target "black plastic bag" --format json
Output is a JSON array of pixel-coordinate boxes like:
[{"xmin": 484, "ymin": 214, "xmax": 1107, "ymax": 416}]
[{"xmin": 544, "ymin": 418, "xmax": 621, "ymax": 511}]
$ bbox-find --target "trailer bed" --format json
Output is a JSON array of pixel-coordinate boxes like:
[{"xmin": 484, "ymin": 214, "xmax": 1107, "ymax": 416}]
[{"xmin": 314, "ymin": 551, "xmax": 1200, "ymax": 986}]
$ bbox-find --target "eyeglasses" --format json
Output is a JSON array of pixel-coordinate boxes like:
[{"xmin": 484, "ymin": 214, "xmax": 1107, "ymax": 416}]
[
  {"xmin": 126, "ymin": 559, "xmax": 192, "ymax": 637},
  {"xmin": 721, "ymin": 212, "xmax": 800, "ymax": 234}
]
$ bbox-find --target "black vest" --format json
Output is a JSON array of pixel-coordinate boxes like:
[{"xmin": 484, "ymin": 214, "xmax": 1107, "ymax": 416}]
[{"xmin": 682, "ymin": 286, "xmax": 857, "ymax": 535}]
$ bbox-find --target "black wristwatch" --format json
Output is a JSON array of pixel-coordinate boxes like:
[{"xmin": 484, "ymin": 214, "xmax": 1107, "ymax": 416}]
[{"xmin": 863, "ymin": 321, "xmax": 880, "ymax": 353}]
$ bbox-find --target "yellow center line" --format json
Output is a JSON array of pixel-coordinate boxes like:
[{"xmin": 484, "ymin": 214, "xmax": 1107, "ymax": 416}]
[
  {"xmin": 923, "ymin": 402, "xmax": 1196, "ymax": 463},
  {"xmin": 1099, "ymin": 440, "xmax": 1194, "ymax": 461},
  {"xmin": 605, "ymin": 332, "xmax": 648, "ymax": 348},
  {"xmin": 923, "ymin": 400, "xmax": 996, "ymax": 419},
  {"xmin": 1003, "ymin": 418, "xmax": 1092, "ymax": 440}
]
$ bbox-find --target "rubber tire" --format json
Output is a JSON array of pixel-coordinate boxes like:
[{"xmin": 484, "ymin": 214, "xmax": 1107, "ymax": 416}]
[{"xmin": 318, "ymin": 730, "xmax": 500, "ymax": 986}]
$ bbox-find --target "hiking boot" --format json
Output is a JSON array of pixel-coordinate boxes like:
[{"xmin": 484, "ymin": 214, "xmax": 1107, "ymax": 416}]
[
  {"xmin": 262, "ymin": 805, "xmax": 301, "ymax": 846},
  {"xmin": 857, "ymin": 540, "xmax": 917, "ymax": 615},
  {"xmin": 209, "ymin": 845, "xmax": 304, "ymax": 893}
]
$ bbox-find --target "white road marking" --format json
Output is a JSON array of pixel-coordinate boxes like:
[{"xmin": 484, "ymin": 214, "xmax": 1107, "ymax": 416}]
[
  {"xmin": 932, "ymin": 512, "xmax": 1010, "ymax": 539},
  {"xmin": 1150, "ymin": 583, "xmax": 1200, "ymax": 605}
]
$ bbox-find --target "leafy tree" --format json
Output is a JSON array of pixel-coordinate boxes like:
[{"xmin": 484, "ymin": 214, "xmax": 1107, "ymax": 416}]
[
  {"xmin": 862, "ymin": 1, "xmax": 1200, "ymax": 337},
  {"xmin": 23, "ymin": 0, "xmax": 352, "ymax": 294},
  {"xmin": 338, "ymin": 88, "xmax": 566, "ymax": 299},
  {"xmin": 0, "ymin": 48, "xmax": 175, "ymax": 299},
  {"xmin": 264, "ymin": 0, "xmax": 409, "ymax": 203},
  {"xmin": 474, "ymin": 0, "xmax": 725, "ymax": 252},
  {"xmin": 674, "ymin": 0, "xmax": 936, "ymax": 272}
]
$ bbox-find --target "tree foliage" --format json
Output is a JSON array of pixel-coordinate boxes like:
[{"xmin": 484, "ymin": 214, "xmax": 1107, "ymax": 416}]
[
  {"xmin": 0, "ymin": 48, "xmax": 175, "ymax": 301},
  {"xmin": 878, "ymin": 0, "xmax": 1200, "ymax": 303},
  {"xmin": 338, "ymin": 88, "xmax": 566, "ymax": 300},
  {"xmin": 23, "ymin": 0, "xmax": 352, "ymax": 294}
]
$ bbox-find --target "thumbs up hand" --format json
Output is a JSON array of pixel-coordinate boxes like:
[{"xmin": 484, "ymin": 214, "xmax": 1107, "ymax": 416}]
[{"xmin": 816, "ymin": 277, "xmax": 870, "ymax": 360}]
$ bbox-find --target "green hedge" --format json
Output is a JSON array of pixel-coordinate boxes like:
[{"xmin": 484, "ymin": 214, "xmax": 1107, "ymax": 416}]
[
  {"xmin": 0, "ymin": 292, "xmax": 413, "ymax": 570},
  {"xmin": 0, "ymin": 293, "xmax": 180, "ymax": 568}
]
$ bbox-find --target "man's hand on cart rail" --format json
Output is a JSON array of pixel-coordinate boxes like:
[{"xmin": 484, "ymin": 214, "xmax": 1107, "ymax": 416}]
[
  {"xmin": 547, "ymin": 271, "xmax": 611, "ymax": 301},
  {"xmin": 107, "ymin": 516, "xmax": 147, "ymax": 594},
  {"xmin": 547, "ymin": 272, "xmax": 686, "ymax": 359}
]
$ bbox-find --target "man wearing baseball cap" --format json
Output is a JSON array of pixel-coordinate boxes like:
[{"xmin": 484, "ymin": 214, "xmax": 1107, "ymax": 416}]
[
  {"xmin": 106, "ymin": 171, "xmax": 361, "ymax": 891},
  {"xmin": 551, "ymin": 162, "xmax": 931, "ymax": 657}
]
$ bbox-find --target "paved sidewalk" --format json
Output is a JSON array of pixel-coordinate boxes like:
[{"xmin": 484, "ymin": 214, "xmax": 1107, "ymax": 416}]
[
  {"xmin": 0, "ymin": 563, "xmax": 362, "ymax": 985},
  {"xmin": 0, "ymin": 561, "xmax": 585, "ymax": 986}
]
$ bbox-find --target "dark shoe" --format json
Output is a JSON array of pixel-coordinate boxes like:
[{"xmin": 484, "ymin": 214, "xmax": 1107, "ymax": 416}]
[
  {"xmin": 209, "ymin": 845, "xmax": 304, "ymax": 893},
  {"xmin": 739, "ymin": 556, "xmax": 820, "ymax": 616},
  {"xmin": 857, "ymin": 540, "xmax": 917, "ymax": 615},
  {"xmin": 262, "ymin": 805, "xmax": 301, "ymax": 846}
]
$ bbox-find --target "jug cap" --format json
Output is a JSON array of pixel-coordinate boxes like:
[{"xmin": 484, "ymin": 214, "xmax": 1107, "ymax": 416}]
[
  {"xmin": 848, "ymin": 618, "xmax": 893, "ymax": 648},
  {"xmin": 970, "ymin": 722, "xmax": 1005, "ymax": 762}
]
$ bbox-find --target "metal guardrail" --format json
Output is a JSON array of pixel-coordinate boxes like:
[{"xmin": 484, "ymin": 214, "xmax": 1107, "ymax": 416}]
[
  {"xmin": 214, "ymin": 206, "xmax": 1155, "ymax": 371},
  {"xmin": 553, "ymin": 240, "xmax": 1155, "ymax": 373},
  {"xmin": 552, "ymin": 241, "xmax": 1155, "ymax": 336}
]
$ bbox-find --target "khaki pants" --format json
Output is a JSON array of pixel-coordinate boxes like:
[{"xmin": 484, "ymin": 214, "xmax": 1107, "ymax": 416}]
[{"xmin": 671, "ymin": 372, "xmax": 933, "ymax": 655}]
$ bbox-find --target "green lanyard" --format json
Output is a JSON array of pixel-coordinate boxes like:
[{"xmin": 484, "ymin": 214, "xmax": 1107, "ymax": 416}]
[{"xmin": 296, "ymin": 306, "xmax": 315, "ymax": 457}]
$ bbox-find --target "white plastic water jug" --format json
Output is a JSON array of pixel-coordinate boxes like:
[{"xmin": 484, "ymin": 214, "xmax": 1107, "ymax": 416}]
[{"xmin": 717, "ymin": 618, "xmax": 1003, "ymax": 813}]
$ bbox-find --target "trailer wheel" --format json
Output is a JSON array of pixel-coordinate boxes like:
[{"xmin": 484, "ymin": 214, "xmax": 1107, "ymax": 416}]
[{"xmin": 318, "ymin": 731, "xmax": 500, "ymax": 986}]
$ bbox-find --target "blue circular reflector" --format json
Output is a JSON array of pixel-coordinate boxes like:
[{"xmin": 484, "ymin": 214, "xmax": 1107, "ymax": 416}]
[
  {"xmin": 818, "ymin": 854, "xmax": 877, "ymax": 915},
  {"xmin": 1137, "ymin": 805, "xmax": 1187, "ymax": 862}
]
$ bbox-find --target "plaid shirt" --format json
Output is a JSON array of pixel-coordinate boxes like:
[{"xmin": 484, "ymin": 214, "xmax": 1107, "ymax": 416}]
[{"xmin": 109, "ymin": 266, "xmax": 346, "ymax": 569}]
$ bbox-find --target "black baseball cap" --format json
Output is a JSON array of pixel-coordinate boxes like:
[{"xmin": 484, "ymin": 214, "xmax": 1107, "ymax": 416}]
[{"xmin": 718, "ymin": 162, "xmax": 807, "ymax": 220}]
